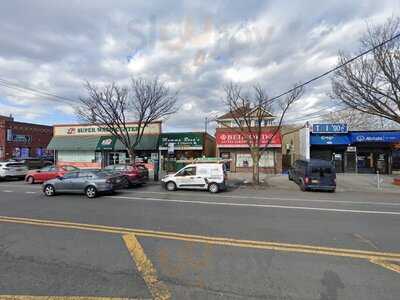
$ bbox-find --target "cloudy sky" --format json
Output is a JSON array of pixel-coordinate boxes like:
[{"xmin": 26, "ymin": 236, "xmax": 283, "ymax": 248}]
[{"xmin": 0, "ymin": 0, "xmax": 398, "ymax": 132}]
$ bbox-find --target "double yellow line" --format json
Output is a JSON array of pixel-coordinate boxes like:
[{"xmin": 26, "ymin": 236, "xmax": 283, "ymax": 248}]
[{"xmin": 1, "ymin": 215, "xmax": 400, "ymax": 264}]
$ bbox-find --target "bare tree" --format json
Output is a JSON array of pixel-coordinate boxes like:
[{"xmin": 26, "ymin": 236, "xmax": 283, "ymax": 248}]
[
  {"xmin": 221, "ymin": 82, "xmax": 304, "ymax": 184},
  {"xmin": 331, "ymin": 17, "xmax": 400, "ymax": 124},
  {"xmin": 323, "ymin": 108, "xmax": 398, "ymax": 130},
  {"xmin": 76, "ymin": 78, "xmax": 178, "ymax": 162}
]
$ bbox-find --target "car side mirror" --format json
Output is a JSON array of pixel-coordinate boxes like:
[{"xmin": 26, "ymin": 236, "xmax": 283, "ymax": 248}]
[{"xmin": 57, "ymin": 176, "xmax": 63, "ymax": 180}]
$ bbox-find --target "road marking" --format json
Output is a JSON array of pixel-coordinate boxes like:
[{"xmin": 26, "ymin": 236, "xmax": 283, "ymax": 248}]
[
  {"xmin": 369, "ymin": 259, "xmax": 400, "ymax": 274},
  {"xmin": 1, "ymin": 215, "xmax": 400, "ymax": 263},
  {"xmin": 123, "ymin": 234, "xmax": 171, "ymax": 300},
  {"xmin": 25, "ymin": 191, "xmax": 36, "ymax": 194},
  {"xmin": 352, "ymin": 233, "xmax": 379, "ymax": 250},
  {"xmin": 0, "ymin": 296, "xmax": 146, "ymax": 300},
  {"xmin": 108, "ymin": 195, "xmax": 400, "ymax": 216},
  {"xmin": 2, "ymin": 190, "xmax": 13, "ymax": 193},
  {"xmin": 129, "ymin": 190, "xmax": 400, "ymax": 206}
]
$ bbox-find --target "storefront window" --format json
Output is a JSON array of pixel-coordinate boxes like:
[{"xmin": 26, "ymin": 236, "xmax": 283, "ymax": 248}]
[
  {"xmin": 36, "ymin": 148, "xmax": 43, "ymax": 157},
  {"xmin": 392, "ymin": 150, "xmax": 400, "ymax": 171},
  {"xmin": 236, "ymin": 151, "xmax": 274, "ymax": 168}
]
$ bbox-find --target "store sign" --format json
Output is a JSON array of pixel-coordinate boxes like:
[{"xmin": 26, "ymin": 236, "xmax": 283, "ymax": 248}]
[
  {"xmin": 159, "ymin": 133, "xmax": 203, "ymax": 150},
  {"xmin": 349, "ymin": 132, "xmax": 400, "ymax": 143},
  {"xmin": 54, "ymin": 123, "xmax": 161, "ymax": 136},
  {"xmin": 310, "ymin": 134, "xmax": 350, "ymax": 145},
  {"xmin": 96, "ymin": 136, "xmax": 117, "ymax": 150},
  {"xmin": 347, "ymin": 146, "xmax": 356, "ymax": 152},
  {"xmin": 216, "ymin": 131, "xmax": 282, "ymax": 148},
  {"xmin": 11, "ymin": 134, "xmax": 32, "ymax": 143},
  {"xmin": 312, "ymin": 123, "xmax": 348, "ymax": 134}
]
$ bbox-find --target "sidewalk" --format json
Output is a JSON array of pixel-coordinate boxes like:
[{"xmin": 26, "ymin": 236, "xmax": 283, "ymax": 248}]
[{"xmin": 227, "ymin": 172, "xmax": 400, "ymax": 193}]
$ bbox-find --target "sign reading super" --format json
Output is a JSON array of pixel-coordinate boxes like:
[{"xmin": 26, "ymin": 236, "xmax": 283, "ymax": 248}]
[
  {"xmin": 312, "ymin": 123, "xmax": 348, "ymax": 134},
  {"xmin": 54, "ymin": 122, "xmax": 161, "ymax": 136}
]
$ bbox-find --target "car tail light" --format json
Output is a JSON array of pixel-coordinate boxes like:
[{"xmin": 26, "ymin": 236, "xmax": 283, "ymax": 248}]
[{"xmin": 304, "ymin": 177, "xmax": 309, "ymax": 184}]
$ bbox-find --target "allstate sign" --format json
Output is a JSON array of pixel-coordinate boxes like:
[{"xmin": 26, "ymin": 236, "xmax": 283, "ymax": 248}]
[
  {"xmin": 350, "ymin": 132, "xmax": 400, "ymax": 143},
  {"xmin": 312, "ymin": 123, "xmax": 348, "ymax": 134}
]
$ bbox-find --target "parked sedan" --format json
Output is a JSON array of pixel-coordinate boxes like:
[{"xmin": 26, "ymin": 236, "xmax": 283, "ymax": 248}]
[
  {"xmin": 42, "ymin": 170, "xmax": 126, "ymax": 198},
  {"xmin": 0, "ymin": 161, "xmax": 28, "ymax": 180},
  {"xmin": 25, "ymin": 165, "xmax": 79, "ymax": 184},
  {"xmin": 103, "ymin": 164, "xmax": 146, "ymax": 187}
]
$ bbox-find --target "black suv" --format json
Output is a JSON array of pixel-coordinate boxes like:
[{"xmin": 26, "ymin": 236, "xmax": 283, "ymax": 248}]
[{"xmin": 288, "ymin": 159, "xmax": 336, "ymax": 192}]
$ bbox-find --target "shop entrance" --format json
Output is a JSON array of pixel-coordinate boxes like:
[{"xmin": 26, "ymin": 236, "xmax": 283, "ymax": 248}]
[
  {"xmin": 344, "ymin": 152, "xmax": 356, "ymax": 172},
  {"xmin": 356, "ymin": 152, "xmax": 388, "ymax": 174},
  {"xmin": 106, "ymin": 151, "xmax": 127, "ymax": 166}
]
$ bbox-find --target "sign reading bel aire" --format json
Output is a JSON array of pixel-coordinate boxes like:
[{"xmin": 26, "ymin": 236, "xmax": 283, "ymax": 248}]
[
  {"xmin": 216, "ymin": 131, "xmax": 282, "ymax": 148},
  {"xmin": 54, "ymin": 123, "xmax": 161, "ymax": 136}
]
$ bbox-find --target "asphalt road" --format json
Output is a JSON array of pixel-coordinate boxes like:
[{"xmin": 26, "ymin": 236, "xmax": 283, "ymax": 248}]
[{"xmin": 0, "ymin": 180, "xmax": 399, "ymax": 299}]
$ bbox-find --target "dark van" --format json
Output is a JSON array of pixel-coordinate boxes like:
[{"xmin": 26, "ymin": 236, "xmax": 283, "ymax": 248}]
[{"xmin": 288, "ymin": 159, "xmax": 336, "ymax": 192}]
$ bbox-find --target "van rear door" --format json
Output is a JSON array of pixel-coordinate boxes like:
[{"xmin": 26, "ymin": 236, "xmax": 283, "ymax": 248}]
[{"xmin": 310, "ymin": 165, "xmax": 335, "ymax": 186}]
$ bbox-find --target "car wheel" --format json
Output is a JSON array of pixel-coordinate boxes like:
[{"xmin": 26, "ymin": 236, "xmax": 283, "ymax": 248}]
[
  {"xmin": 166, "ymin": 181, "xmax": 176, "ymax": 191},
  {"xmin": 208, "ymin": 183, "xmax": 219, "ymax": 193},
  {"xmin": 288, "ymin": 174, "xmax": 293, "ymax": 181},
  {"xmin": 27, "ymin": 176, "xmax": 35, "ymax": 184},
  {"xmin": 43, "ymin": 184, "xmax": 55, "ymax": 196},
  {"xmin": 85, "ymin": 186, "xmax": 97, "ymax": 198}
]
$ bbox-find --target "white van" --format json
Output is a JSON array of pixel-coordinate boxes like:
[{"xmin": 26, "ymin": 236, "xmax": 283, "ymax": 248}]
[{"xmin": 162, "ymin": 163, "xmax": 227, "ymax": 193}]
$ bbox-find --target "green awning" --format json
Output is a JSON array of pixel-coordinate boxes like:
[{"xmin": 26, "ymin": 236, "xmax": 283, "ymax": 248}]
[
  {"xmin": 114, "ymin": 135, "xmax": 159, "ymax": 151},
  {"xmin": 47, "ymin": 135, "xmax": 160, "ymax": 151},
  {"xmin": 47, "ymin": 136, "xmax": 101, "ymax": 151}
]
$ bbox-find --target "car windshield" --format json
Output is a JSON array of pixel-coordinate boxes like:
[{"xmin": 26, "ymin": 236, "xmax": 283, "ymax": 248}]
[{"xmin": 62, "ymin": 165, "xmax": 79, "ymax": 171}]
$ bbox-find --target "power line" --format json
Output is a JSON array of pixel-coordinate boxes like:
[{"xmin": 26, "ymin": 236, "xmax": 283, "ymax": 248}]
[
  {"xmin": 268, "ymin": 31, "xmax": 400, "ymax": 102},
  {"xmin": 0, "ymin": 78, "xmax": 77, "ymax": 104}
]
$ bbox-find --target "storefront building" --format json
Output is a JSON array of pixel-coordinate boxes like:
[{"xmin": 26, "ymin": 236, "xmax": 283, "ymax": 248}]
[
  {"xmin": 47, "ymin": 122, "xmax": 161, "ymax": 169},
  {"xmin": 0, "ymin": 115, "xmax": 53, "ymax": 160},
  {"xmin": 306, "ymin": 123, "xmax": 400, "ymax": 174},
  {"xmin": 215, "ymin": 128, "xmax": 282, "ymax": 174},
  {"xmin": 159, "ymin": 132, "xmax": 216, "ymax": 171}
]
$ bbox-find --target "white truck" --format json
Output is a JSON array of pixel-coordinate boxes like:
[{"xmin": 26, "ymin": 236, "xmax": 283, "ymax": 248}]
[{"xmin": 162, "ymin": 163, "xmax": 227, "ymax": 193}]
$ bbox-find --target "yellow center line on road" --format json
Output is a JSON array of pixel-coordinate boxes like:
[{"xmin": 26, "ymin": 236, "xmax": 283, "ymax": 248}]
[
  {"xmin": 123, "ymin": 235, "xmax": 171, "ymax": 300},
  {"xmin": 369, "ymin": 259, "xmax": 400, "ymax": 274},
  {"xmin": 1, "ymin": 215, "xmax": 400, "ymax": 266}
]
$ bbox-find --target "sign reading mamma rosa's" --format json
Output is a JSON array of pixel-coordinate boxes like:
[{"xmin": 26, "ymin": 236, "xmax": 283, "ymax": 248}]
[
  {"xmin": 54, "ymin": 123, "xmax": 161, "ymax": 136},
  {"xmin": 216, "ymin": 130, "xmax": 282, "ymax": 148}
]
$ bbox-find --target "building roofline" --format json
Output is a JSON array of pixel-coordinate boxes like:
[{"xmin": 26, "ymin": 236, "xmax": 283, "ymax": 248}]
[{"xmin": 53, "ymin": 121, "xmax": 162, "ymax": 127}]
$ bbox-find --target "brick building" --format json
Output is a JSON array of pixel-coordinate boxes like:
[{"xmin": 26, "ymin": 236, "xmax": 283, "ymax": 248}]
[{"xmin": 0, "ymin": 115, "xmax": 53, "ymax": 160}]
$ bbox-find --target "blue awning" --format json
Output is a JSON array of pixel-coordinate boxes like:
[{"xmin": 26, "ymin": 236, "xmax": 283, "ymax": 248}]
[
  {"xmin": 349, "ymin": 131, "xmax": 400, "ymax": 143},
  {"xmin": 310, "ymin": 134, "xmax": 350, "ymax": 145}
]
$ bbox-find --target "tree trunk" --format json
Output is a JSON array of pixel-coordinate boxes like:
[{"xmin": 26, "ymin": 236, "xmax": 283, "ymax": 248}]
[
  {"xmin": 251, "ymin": 149, "xmax": 260, "ymax": 185},
  {"xmin": 128, "ymin": 148, "xmax": 136, "ymax": 164}
]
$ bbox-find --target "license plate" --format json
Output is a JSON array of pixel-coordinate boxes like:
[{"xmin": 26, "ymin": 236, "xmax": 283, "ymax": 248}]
[
  {"xmin": 116, "ymin": 178, "xmax": 121, "ymax": 183},
  {"xmin": 311, "ymin": 179, "xmax": 319, "ymax": 184}
]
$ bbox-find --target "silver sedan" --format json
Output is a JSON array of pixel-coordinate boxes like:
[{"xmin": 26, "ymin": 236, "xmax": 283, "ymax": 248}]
[{"xmin": 42, "ymin": 170, "xmax": 127, "ymax": 198}]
